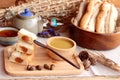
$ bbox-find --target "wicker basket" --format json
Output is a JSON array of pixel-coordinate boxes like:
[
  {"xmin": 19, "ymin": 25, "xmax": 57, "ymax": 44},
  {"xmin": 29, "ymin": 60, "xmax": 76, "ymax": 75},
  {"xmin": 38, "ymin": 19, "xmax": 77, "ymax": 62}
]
[{"xmin": 0, "ymin": 0, "xmax": 81, "ymax": 26}]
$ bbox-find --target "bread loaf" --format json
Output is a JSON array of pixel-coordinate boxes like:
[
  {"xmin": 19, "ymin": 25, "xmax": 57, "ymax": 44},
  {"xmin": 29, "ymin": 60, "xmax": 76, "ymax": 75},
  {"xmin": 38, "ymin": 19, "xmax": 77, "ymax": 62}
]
[
  {"xmin": 109, "ymin": 4, "xmax": 118, "ymax": 33},
  {"xmin": 96, "ymin": 2, "xmax": 111, "ymax": 33},
  {"xmin": 76, "ymin": 0, "xmax": 118, "ymax": 33},
  {"xmin": 74, "ymin": 0, "xmax": 88, "ymax": 26},
  {"xmin": 80, "ymin": 0, "xmax": 102, "ymax": 32}
]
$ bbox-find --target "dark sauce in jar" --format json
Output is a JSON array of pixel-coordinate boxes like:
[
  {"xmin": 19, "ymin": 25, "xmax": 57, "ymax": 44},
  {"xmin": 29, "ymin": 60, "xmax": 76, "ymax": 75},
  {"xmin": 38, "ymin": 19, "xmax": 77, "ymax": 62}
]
[{"xmin": 0, "ymin": 30, "xmax": 18, "ymax": 37}]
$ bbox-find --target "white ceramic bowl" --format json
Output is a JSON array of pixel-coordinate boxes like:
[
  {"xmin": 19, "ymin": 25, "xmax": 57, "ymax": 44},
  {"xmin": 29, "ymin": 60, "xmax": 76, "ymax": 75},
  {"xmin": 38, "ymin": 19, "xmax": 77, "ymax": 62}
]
[{"xmin": 0, "ymin": 27, "xmax": 18, "ymax": 46}]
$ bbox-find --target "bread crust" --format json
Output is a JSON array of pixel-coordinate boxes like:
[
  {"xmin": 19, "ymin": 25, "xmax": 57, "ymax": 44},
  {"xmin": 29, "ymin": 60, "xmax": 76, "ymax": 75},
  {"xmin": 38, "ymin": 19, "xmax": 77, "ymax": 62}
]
[
  {"xmin": 80, "ymin": 0, "xmax": 102, "ymax": 32},
  {"xmin": 108, "ymin": 4, "xmax": 118, "ymax": 33},
  {"xmin": 88, "ymin": 0, "xmax": 102, "ymax": 32},
  {"xmin": 95, "ymin": 2, "xmax": 111, "ymax": 33},
  {"xmin": 76, "ymin": 0, "xmax": 118, "ymax": 33},
  {"xmin": 74, "ymin": 0, "xmax": 88, "ymax": 26}
]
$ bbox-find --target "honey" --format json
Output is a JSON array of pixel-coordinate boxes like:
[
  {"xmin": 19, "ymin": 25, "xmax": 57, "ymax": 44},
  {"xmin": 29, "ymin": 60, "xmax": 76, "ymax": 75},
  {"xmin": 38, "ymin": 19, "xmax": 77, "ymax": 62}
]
[{"xmin": 0, "ymin": 30, "xmax": 18, "ymax": 37}]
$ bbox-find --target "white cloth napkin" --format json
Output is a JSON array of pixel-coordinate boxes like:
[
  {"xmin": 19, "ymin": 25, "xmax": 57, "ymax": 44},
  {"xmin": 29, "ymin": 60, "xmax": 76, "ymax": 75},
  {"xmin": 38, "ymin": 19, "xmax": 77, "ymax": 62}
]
[{"xmin": 89, "ymin": 46, "xmax": 120, "ymax": 76}]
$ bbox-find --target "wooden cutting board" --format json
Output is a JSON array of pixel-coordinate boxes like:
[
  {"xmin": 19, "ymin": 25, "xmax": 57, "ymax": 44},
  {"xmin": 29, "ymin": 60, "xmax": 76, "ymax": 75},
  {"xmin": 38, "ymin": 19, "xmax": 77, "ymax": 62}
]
[{"xmin": 3, "ymin": 44, "xmax": 84, "ymax": 76}]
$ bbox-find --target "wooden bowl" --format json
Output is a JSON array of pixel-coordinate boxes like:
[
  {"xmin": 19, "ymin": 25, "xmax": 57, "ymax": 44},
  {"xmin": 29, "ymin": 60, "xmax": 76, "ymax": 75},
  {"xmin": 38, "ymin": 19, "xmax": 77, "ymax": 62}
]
[
  {"xmin": 46, "ymin": 36, "xmax": 76, "ymax": 60},
  {"xmin": 69, "ymin": 18, "xmax": 120, "ymax": 50}
]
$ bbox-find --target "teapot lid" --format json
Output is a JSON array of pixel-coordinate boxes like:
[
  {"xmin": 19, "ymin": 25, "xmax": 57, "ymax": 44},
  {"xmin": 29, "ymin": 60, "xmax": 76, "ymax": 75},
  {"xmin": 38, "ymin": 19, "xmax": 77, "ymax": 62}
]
[{"xmin": 20, "ymin": 8, "xmax": 34, "ymax": 17}]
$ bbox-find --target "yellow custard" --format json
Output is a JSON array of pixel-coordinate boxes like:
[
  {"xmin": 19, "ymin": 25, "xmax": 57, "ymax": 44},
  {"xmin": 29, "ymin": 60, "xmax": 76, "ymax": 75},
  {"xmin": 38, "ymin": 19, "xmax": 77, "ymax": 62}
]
[{"xmin": 50, "ymin": 38, "xmax": 74, "ymax": 49}]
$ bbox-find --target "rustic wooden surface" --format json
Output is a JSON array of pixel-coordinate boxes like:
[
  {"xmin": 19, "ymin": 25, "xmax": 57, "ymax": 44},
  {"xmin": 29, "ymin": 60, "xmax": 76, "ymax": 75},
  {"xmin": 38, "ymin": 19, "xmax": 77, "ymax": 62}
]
[
  {"xmin": 0, "ymin": 0, "xmax": 32, "ymax": 8},
  {"xmin": 0, "ymin": 0, "xmax": 16, "ymax": 8},
  {"xmin": 0, "ymin": 0, "xmax": 120, "ymax": 80}
]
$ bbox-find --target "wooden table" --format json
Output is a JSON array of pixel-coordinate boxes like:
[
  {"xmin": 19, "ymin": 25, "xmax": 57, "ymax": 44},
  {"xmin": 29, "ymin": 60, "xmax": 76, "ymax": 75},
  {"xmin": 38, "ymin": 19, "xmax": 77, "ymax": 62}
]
[{"xmin": 0, "ymin": 0, "xmax": 120, "ymax": 80}]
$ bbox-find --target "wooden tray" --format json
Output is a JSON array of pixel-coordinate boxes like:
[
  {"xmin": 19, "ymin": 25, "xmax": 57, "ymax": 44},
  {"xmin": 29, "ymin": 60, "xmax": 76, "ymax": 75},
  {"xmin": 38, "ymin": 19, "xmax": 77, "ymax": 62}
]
[{"xmin": 3, "ymin": 44, "xmax": 84, "ymax": 76}]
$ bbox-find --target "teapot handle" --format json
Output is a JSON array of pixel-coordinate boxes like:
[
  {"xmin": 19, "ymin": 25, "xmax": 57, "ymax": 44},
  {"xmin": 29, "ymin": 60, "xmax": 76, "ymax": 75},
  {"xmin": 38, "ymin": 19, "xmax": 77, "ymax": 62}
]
[{"xmin": 37, "ymin": 16, "xmax": 44, "ymax": 33}]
